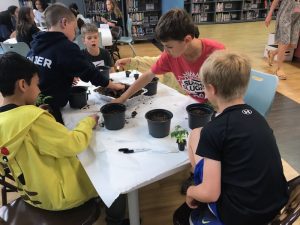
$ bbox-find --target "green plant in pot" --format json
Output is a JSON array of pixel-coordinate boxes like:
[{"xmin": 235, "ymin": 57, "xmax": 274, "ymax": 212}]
[
  {"xmin": 171, "ymin": 125, "xmax": 189, "ymax": 151},
  {"xmin": 35, "ymin": 94, "xmax": 53, "ymax": 112}
]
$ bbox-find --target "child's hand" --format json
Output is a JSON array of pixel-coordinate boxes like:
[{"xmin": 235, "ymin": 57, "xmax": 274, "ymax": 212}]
[
  {"xmin": 186, "ymin": 196, "xmax": 198, "ymax": 209},
  {"xmin": 107, "ymin": 82, "xmax": 125, "ymax": 91},
  {"xmin": 89, "ymin": 114, "xmax": 99, "ymax": 128},
  {"xmin": 115, "ymin": 58, "xmax": 131, "ymax": 70},
  {"xmin": 72, "ymin": 77, "xmax": 80, "ymax": 86}
]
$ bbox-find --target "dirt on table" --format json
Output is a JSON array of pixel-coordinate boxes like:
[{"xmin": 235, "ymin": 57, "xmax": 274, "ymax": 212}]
[{"xmin": 94, "ymin": 84, "xmax": 144, "ymax": 99}]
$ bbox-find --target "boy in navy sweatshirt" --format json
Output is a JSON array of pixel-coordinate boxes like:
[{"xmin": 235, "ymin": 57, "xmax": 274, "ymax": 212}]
[{"xmin": 28, "ymin": 3, "xmax": 124, "ymax": 124}]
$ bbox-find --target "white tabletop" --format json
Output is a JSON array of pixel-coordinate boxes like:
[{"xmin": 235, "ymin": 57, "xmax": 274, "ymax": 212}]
[
  {"xmin": 3, "ymin": 38, "xmax": 17, "ymax": 44},
  {"xmin": 62, "ymin": 71, "xmax": 195, "ymax": 224}
]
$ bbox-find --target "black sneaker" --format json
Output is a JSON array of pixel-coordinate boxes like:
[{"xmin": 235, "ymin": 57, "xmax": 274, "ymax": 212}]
[{"xmin": 180, "ymin": 173, "xmax": 194, "ymax": 195}]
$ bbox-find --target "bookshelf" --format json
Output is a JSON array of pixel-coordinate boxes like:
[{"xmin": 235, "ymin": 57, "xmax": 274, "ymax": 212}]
[
  {"xmin": 186, "ymin": 0, "xmax": 276, "ymax": 24},
  {"xmin": 127, "ymin": 0, "xmax": 161, "ymax": 41}
]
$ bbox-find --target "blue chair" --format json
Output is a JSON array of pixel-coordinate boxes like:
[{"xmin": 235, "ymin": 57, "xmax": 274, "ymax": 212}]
[
  {"xmin": 74, "ymin": 34, "xmax": 85, "ymax": 50},
  {"xmin": 117, "ymin": 15, "xmax": 137, "ymax": 57},
  {"xmin": 244, "ymin": 69, "xmax": 279, "ymax": 117},
  {"xmin": 0, "ymin": 42, "xmax": 30, "ymax": 57}
]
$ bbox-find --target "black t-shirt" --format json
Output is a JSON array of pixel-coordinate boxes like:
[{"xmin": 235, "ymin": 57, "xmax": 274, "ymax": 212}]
[
  {"xmin": 0, "ymin": 104, "xmax": 18, "ymax": 112},
  {"xmin": 197, "ymin": 104, "xmax": 288, "ymax": 225},
  {"xmin": 81, "ymin": 48, "xmax": 113, "ymax": 68},
  {"xmin": 16, "ymin": 25, "xmax": 40, "ymax": 47}
]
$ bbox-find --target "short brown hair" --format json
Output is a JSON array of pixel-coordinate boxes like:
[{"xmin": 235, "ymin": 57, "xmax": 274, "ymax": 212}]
[
  {"xmin": 200, "ymin": 51, "xmax": 251, "ymax": 101},
  {"xmin": 81, "ymin": 23, "xmax": 98, "ymax": 37},
  {"xmin": 44, "ymin": 3, "xmax": 75, "ymax": 28},
  {"xmin": 155, "ymin": 8, "xmax": 195, "ymax": 42}
]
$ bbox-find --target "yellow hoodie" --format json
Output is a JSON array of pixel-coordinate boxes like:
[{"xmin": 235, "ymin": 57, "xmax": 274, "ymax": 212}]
[{"xmin": 0, "ymin": 105, "xmax": 98, "ymax": 210}]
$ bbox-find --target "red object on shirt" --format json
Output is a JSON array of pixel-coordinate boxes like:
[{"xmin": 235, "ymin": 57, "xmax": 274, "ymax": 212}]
[{"xmin": 151, "ymin": 39, "xmax": 225, "ymax": 103}]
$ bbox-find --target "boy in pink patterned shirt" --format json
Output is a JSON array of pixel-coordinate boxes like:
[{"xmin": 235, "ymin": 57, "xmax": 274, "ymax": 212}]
[{"xmin": 113, "ymin": 8, "xmax": 224, "ymax": 103}]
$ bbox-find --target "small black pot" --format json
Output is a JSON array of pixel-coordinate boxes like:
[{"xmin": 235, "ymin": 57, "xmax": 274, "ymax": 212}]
[
  {"xmin": 134, "ymin": 73, "xmax": 139, "ymax": 80},
  {"xmin": 145, "ymin": 109, "xmax": 173, "ymax": 138},
  {"xmin": 186, "ymin": 103, "xmax": 214, "ymax": 129},
  {"xmin": 69, "ymin": 86, "xmax": 88, "ymax": 109},
  {"xmin": 177, "ymin": 139, "xmax": 187, "ymax": 151},
  {"xmin": 144, "ymin": 77, "xmax": 159, "ymax": 96},
  {"xmin": 125, "ymin": 70, "xmax": 131, "ymax": 77},
  {"xmin": 96, "ymin": 65, "xmax": 110, "ymax": 80},
  {"xmin": 100, "ymin": 103, "xmax": 126, "ymax": 130}
]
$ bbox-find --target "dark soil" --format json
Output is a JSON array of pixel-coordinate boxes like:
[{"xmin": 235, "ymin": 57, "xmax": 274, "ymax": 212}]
[
  {"xmin": 131, "ymin": 111, "xmax": 137, "ymax": 118},
  {"xmin": 148, "ymin": 112, "xmax": 170, "ymax": 121},
  {"xmin": 94, "ymin": 84, "xmax": 144, "ymax": 99},
  {"xmin": 190, "ymin": 108, "xmax": 209, "ymax": 115}
]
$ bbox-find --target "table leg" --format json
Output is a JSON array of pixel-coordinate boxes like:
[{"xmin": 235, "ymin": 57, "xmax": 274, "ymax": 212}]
[{"xmin": 127, "ymin": 190, "xmax": 140, "ymax": 225}]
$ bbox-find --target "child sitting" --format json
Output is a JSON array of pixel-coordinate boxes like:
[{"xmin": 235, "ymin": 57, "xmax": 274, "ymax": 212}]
[
  {"xmin": 27, "ymin": 3, "xmax": 123, "ymax": 124},
  {"xmin": 0, "ymin": 52, "xmax": 99, "ymax": 210},
  {"xmin": 173, "ymin": 51, "xmax": 288, "ymax": 225},
  {"xmin": 81, "ymin": 23, "xmax": 114, "ymax": 73}
]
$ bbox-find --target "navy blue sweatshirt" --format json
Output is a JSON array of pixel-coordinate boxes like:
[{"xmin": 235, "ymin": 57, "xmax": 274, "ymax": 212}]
[{"xmin": 27, "ymin": 31, "xmax": 109, "ymax": 107}]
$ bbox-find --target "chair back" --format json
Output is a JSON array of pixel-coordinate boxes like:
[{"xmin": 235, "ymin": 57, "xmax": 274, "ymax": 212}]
[
  {"xmin": 127, "ymin": 15, "xmax": 133, "ymax": 38},
  {"xmin": 270, "ymin": 175, "xmax": 300, "ymax": 225},
  {"xmin": 0, "ymin": 197, "xmax": 101, "ymax": 225},
  {"xmin": 244, "ymin": 69, "xmax": 279, "ymax": 117},
  {"xmin": 74, "ymin": 34, "xmax": 85, "ymax": 50},
  {"xmin": 0, "ymin": 42, "xmax": 30, "ymax": 57}
]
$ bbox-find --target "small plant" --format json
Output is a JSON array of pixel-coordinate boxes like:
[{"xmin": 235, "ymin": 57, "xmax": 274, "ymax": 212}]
[
  {"xmin": 171, "ymin": 125, "xmax": 188, "ymax": 144},
  {"xmin": 35, "ymin": 94, "xmax": 53, "ymax": 106}
]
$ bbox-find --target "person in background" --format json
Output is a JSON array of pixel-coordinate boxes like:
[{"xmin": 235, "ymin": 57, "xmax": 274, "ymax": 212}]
[
  {"xmin": 173, "ymin": 51, "xmax": 288, "ymax": 225},
  {"xmin": 81, "ymin": 23, "xmax": 114, "ymax": 72},
  {"xmin": 101, "ymin": 0, "xmax": 123, "ymax": 28},
  {"xmin": 33, "ymin": 0, "xmax": 48, "ymax": 27},
  {"xmin": 265, "ymin": 0, "xmax": 300, "ymax": 80},
  {"xmin": 27, "ymin": 3, "xmax": 124, "ymax": 124},
  {"xmin": 0, "ymin": 5, "xmax": 19, "ymax": 41},
  {"xmin": 0, "ymin": 51, "xmax": 100, "ymax": 211},
  {"xmin": 69, "ymin": 3, "xmax": 90, "ymax": 31},
  {"xmin": 16, "ymin": 6, "xmax": 40, "ymax": 47}
]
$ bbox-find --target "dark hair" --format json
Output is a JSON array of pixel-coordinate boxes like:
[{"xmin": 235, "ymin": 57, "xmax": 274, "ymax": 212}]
[
  {"xmin": 44, "ymin": 3, "xmax": 76, "ymax": 28},
  {"xmin": 194, "ymin": 25, "xmax": 200, "ymax": 38},
  {"xmin": 69, "ymin": 3, "xmax": 79, "ymax": 11},
  {"xmin": 33, "ymin": 0, "xmax": 48, "ymax": 11},
  {"xmin": 155, "ymin": 8, "xmax": 195, "ymax": 42},
  {"xmin": 16, "ymin": 7, "xmax": 34, "ymax": 37},
  {"xmin": 7, "ymin": 5, "xmax": 18, "ymax": 15},
  {"xmin": 0, "ymin": 52, "xmax": 39, "ymax": 96}
]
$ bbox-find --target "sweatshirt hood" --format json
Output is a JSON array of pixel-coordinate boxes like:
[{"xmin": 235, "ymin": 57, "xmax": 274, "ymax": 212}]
[
  {"xmin": 0, "ymin": 105, "xmax": 45, "ymax": 159},
  {"xmin": 30, "ymin": 32, "xmax": 68, "ymax": 54}
]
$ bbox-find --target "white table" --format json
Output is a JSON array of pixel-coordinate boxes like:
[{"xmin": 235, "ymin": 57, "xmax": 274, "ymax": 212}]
[{"xmin": 62, "ymin": 72, "xmax": 196, "ymax": 225}]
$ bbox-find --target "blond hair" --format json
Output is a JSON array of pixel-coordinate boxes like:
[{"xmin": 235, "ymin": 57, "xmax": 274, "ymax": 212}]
[
  {"xmin": 44, "ymin": 3, "xmax": 75, "ymax": 28},
  {"xmin": 81, "ymin": 23, "xmax": 98, "ymax": 37},
  {"xmin": 200, "ymin": 51, "xmax": 251, "ymax": 101}
]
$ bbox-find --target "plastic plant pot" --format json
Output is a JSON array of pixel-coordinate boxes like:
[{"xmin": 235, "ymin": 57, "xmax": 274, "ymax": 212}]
[
  {"xmin": 100, "ymin": 103, "xmax": 126, "ymax": 130},
  {"xmin": 96, "ymin": 65, "xmax": 110, "ymax": 80},
  {"xmin": 144, "ymin": 77, "xmax": 159, "ymax": 96},
  {"xmin": 69, "ymin": 86, "xmax": 88, "ymax": 109},
  {"xmin": 186, "ymin": 103, "xmax": 214, "ymax": 129},
  {"xmin": 145, "ymin": 109, "xmax": 173, "ymax": 138}
]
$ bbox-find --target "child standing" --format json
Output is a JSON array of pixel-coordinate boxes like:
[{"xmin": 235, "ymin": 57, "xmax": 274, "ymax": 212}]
[
  {"xmin": 81, "ymin": 23, "xmax": 114, "ymax": 72},
  {"xmin": 113, "ymin": 8, "xmax": 224, "ymax": 104},
  {"xmin": 0, "ymin": 52, "xmax": 99, "ymax": 210},
  {"xmin": 174, "ymin": 51, "xmax": 288, "ymax": 225},
  {"xmin": 27, "ymin": 3, "xmax": 123, "ymax": 124}
]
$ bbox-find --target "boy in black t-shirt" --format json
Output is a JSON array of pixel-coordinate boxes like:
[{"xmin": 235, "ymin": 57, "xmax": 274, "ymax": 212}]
[
  {"xmin": 174, "ymin": 51, "xmax": 288, "ymax": 225},
  {"xmin": 81, "ymin": 23, "xmax": 114, "ymax": 73}
]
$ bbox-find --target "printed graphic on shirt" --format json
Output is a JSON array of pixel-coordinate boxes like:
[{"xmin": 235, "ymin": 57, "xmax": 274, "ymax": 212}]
[
  {"xmin": 179, "ymin": 71, "xmax": 205, "ymax": 99},
  {"xmin": 93, "ymin": 60, "xmax": 105, "ymax": 67}
]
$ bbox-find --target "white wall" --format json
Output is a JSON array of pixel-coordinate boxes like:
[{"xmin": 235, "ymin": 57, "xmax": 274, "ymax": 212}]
[{"xmin": 0, "ymin": 0, "xmax": 19, "ymax": 12}]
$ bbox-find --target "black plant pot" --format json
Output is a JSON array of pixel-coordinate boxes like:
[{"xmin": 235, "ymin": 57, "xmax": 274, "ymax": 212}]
[
  {"xmin": 145, "ymin": 109, "xmax": 173, "ymax": 138},
  {"xmin": 96, "ymin": 65, "xmax": 110, "ymax": 80},
  {"xmin": 186, "ymin": 103, "xmax": 214, "ymax": 129},
  {"xmin": 100, "ymin": 103, "xmax": 126, "ymax": 130},
  {"xmin": 69, "ymin": 86, "xmax": 88, "ymax": 109},
  {"xmin": 144, "ymin": 77, "xmax": 159, "ymax": 96},
  {"xmin": 177, "ymin": 139, "xmax": 187, "ymax": 151}
]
